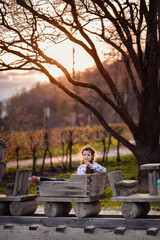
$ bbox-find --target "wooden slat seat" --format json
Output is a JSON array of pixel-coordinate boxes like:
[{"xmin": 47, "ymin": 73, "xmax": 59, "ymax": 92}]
[
  {"xmin": 37, "ymin": 172, "xmax": 107, "ymax": 217},
  {"xmin": 107, "ymin": 170, "xmax": 158, "ymax": 219},
  {"xmin": 5, "ymin": 169, "xmax": 33, "ymax": 196},
  {"xmin": 37, "ymin": 172, "xmax": 107, "ymax": 202},
  {"xmin": 115, "ymin": 180, "xmax": 138, "ymax": 187},
  {"xmin": 0, "ymin": 169, "xmax": 37, "ymax": 216},
  {"xmin": 108, "ymin": 170, "xmax": 138, "ymax": 197}
]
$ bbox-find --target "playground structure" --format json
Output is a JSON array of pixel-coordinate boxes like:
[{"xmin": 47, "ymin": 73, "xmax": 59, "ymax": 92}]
[
  {"xmin": 37, "ymin": 172, "xmax": 107, "ymax": 218},
  {"xmin": 108, "ymin": 165, "xmax": 160, "ymax": 219},
  {"xmin": 1, "ymin": 138, "xmax": 160, "ymax": 219},
  {"xmin": 0, "ymin": 169, "xmax": 37, "ymax": 216}
]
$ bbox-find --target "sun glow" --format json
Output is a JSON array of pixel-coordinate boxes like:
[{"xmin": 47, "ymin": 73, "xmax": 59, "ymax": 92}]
[{"xmin": 44, "ymin": 40, "xmax": 94, "ymax": 76}]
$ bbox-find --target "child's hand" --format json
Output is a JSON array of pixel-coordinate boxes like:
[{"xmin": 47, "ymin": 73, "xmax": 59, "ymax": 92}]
[{"xmin": 86, "ymin": 162, "xmax": 93, "ymax": 169}]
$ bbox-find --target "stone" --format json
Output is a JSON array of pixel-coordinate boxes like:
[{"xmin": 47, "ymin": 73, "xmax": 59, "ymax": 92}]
[
  {"xmin": 56, "ymin": 225, "xmax": 66, "ymax": 232},
  {"xmin": 147, "ymin": 227, "xmax": 159, "ymax": 236},
  {"xmin": 84, "ymin": 226, "xmax": 96, "ymax": 233},
  {"xmin": 114, "ymin": 227, "xmax": 126, "ymax": 235}
]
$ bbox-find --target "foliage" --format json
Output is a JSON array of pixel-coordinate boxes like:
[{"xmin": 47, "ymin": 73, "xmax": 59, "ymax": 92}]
[{"xmin": 0, "ymin": 124, "xmax": 128, "ymax": 163}]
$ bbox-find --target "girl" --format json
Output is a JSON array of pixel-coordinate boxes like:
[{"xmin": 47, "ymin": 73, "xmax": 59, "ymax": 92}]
[
  {"xmin": 77, "ymin": 146, "xmax": 106, "ymax": 174},
  {"xmin": 29, "ymin": 146, "xmax": 106, "ymax": 183}
]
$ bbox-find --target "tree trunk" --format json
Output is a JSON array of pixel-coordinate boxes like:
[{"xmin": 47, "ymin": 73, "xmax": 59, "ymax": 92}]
[
  {"xmin": 134, "ymin": 144, "xmax": 160, "ymax": 190},
  {"xmin": 116, "ymin": 140, "xmax": 121, "ymax": 162},
  {"xmin": 32, "ymin": 147, "xmax": 37, "ymax": 175}
]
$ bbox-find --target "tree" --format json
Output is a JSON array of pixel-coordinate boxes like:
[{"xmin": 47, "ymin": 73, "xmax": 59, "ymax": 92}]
[
  {"xmin": 0, "ymin": 0, "xmax": 159, "ymax": 183},
  {"xmin": 27, "ymin": 130, "xmax": 42, "ymax": 174}
]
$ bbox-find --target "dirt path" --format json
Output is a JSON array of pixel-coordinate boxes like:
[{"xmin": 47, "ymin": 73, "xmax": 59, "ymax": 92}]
[{"xmin": 6, "ymin": 146, "xmax": 132, "ymax": 168}]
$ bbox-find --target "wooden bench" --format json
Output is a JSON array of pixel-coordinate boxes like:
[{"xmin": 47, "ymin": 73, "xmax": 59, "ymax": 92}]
[
  {"xmin": 108, "ymin": 170, "xmax": 138, "ymax": 197},
  {"xmin": 0, "ymin": 169, "xmax": 37, "ymax": 216},
  {"xmin": 108, "ymin": 171, "xmax": 160, "ymax": 218},
  {"xmin": 37, "ymin": 172, "xmax": 107, "ymax": 218}
]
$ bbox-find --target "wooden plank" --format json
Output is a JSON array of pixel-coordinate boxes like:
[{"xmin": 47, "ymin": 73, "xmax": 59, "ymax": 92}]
[
  {"xmin": 108, "ymin": 171, "xmax": 123, "ymax": 197},
  {"xmin": 111, "ymin": 194, "xmax": 160, "ymax": 202},
  {"xmin": 22, "ymin": 170, "xmax": 32, "ymax": 194},
  {"xmin": 1, "ymin": 215, "xmax": 160, "ymax": 229},
  {"xmin": 16, "ymin": 171, "xmax": 23, "ymax": 195},
  {"xmin": 70, "ymin": 174, "xmax": 91, "ymax": 182},
  {"xmin": 37, "ymin": 194, "xmax": 106, "ymax": 203},
  {"xmin": 90, "ymin": 173, "xmax": 107, "ymax": 196},
  {"xmin": 115, "ymin": 185, "xmax": 138, "ymax": 196},
  {"xmin": 37, "ymin": 173, "xmax": 107, "ymax": 198},
  {"xmin": 148, "ymin": 170, "xmax": 159, "ymax": 195},
  {"xmin": 13, "ymin": 170, "xmax": 32, "ymax": 196},
  {"xmin": 0, "ymin": 194, "xmax": 37, "ymax": 202},
  {"xmin": 37, "ymin": 181, "xmax": 89, "ymax": 197},
  {"xmin": 140, "ymin": 163, "xmax": 160, "ymax": 170},
  {"xmin": 115, "ymin": 180, "xmax": 138, "ymax": 187}
]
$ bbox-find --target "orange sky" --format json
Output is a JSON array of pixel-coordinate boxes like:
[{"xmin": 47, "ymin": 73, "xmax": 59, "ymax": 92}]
[{"xmin": 0, "ymin": 36, "xmax": 109, "ymax": 100}]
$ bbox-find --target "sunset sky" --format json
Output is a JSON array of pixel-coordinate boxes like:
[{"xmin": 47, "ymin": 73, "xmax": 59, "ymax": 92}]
[{"xmin": 0, "ymin": 36, "xmax": 108, "ymax": 101}]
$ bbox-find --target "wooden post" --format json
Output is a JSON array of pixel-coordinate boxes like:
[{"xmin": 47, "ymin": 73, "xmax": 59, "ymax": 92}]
[{"xmin": 148, "ymin": 170, "xmax": 159, "ymax": 195}]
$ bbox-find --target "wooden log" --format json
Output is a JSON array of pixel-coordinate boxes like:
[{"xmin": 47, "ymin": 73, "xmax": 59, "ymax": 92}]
[
  {"xmin": 44, "ymin": 202, "xmax": 72, "ymax": 217},
  {"xmin": 0, "ymin": 202, "xmax": 10, "ymax": 215},
  {"xmin": 121, "ymin": 202, "xmax": 145, "ymax": 219},
  {"xmin": 73, "ymin": 201, "xmax": 101, "ymax": 218},
  {"xmin": 142, "ymin": 202, "xmax": 150, "ymax": 215},
  {"xmin": 9, "ymin": 200, "xmax": 37, "ymax": 216}
]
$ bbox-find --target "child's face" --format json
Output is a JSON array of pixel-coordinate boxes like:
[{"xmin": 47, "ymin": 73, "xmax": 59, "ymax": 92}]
[{"xmin": 82, "ymin": 150, "xmax": 93, "ymax": 163}]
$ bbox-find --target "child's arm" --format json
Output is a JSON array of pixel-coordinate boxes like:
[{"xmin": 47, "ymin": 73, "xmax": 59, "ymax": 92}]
[
  {"xmin": 76, "ymin": 165, "xmax": 86, "ymax": 174},
  {"xmin": 92, "ymin": 162, "xmax": 106, "ymax": 173}
]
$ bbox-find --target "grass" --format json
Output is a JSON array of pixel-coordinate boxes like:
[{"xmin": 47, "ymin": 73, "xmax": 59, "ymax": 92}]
[{"xmin": 1, "ymin": 154, "xmax": 160, "ymax": 211}]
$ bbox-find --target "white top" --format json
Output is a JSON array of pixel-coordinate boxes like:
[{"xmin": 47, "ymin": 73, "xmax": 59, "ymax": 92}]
[{"xmin": 76, "ymin": 162, "xmax": 106, "ymax": 175}]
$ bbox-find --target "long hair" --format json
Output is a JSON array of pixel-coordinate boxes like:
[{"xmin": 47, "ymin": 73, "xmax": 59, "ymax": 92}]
[{"xmin": 81, "ymin": 146, "xmax": 95, "ymax": 164}]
